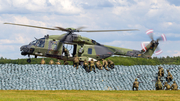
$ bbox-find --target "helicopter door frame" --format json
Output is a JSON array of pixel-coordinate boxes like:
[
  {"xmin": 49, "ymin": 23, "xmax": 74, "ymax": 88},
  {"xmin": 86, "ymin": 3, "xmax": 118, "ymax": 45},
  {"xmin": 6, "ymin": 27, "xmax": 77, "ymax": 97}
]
[{"xmin": 62, "ymin": 43, "xmax": 77, "ymax": 57}]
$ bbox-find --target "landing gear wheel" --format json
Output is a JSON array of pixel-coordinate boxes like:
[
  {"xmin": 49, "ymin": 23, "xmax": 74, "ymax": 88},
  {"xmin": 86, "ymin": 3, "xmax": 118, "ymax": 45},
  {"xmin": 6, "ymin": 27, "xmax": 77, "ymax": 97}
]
[{"xmin": 27, "ymin": 59, "xmax": 31, "ymax": 63}]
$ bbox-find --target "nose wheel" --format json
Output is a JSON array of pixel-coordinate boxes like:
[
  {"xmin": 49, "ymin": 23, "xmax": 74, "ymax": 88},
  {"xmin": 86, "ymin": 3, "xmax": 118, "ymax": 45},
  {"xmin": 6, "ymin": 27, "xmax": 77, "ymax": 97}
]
[
  {"xmin": 27, "ymin": 59, "xmax": 31, "ymax": 63},
  {"xmin": 27, "ymin": 54, "xmax": 31, "ymax": 63}
]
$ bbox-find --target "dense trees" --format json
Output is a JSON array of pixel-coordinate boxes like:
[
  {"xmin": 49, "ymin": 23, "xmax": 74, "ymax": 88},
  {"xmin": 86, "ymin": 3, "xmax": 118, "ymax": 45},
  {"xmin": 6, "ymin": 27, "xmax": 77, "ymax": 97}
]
[{"xmin": 0, "ymin": 56, "xmax": 180, "ymax": 66}]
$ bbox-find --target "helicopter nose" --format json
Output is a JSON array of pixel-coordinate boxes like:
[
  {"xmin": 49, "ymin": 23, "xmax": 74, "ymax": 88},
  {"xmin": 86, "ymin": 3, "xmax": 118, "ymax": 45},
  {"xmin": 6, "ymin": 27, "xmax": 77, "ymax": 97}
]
[
  {"xmin": 20, "ymin": 45, "xmax": 30, "ymax": 56},
  {"xmin": 20, "ymin": 45, "xmax": 29, "ymax": 51}
]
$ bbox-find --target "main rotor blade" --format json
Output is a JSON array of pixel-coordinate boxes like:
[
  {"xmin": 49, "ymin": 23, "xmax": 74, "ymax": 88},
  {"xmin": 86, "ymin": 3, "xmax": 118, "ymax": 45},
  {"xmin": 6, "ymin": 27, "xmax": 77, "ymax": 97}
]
[
  {"xmin": 157, "ymin": 34, "xmax": 167, "ymax": 42},
  {"xmin": 4, "ymin": 22, "xmax": 58, "ymax": 30},
  {"xmin": 146, "ymin": 29, "xmax": 154, "ymax": 40},
  {"xmin": 79, "ymin": 29, "xmax": 139, "ymax": 32},
  {"xmin": 55, "ymin": 27, "xmax": 69, "ymax": 31},
  {"xmin": 155, "ymin": 46, "xmax": 162, "ymax": 55}
]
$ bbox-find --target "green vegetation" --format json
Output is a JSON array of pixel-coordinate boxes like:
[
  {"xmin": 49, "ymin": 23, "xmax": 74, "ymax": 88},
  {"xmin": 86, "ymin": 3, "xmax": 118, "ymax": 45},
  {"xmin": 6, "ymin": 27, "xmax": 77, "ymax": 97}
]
[
  {"xmin": 0, "ymin": 90, "xmax": 179, "ymax": 101},
  {"xmin": 0, "ymin": 56, "xmax": 180, "ymax": 66}
]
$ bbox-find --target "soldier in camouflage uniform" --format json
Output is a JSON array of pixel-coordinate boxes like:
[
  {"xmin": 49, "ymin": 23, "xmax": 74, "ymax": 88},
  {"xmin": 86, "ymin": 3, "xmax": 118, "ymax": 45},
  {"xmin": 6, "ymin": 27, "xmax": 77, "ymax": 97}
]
[
  {"xmin": 63, "ymin": 47, "xmax": 69, "ymax": 58},
  {"xmin": 73, "ymin": 55, "xmax": 79, "ymax": 69},
  {"xmin": 96, "ymin": 60, "xmax": 103, "ymax": 70},
  {"xmin": 171, "ymin": 81, "xmax": 178, "ymax": 90},
  {"xmin": 64, "ymin": 60, "xmax": 69, "ymax": 65},
  {"xmin": 102, "ymin": 59, "xmax": 110, "ymax": 71},
  {"xmin": 167, "ymin": 69, "xmax": 173, "ymax": 83},
  {"xmin": 160, "ymin": 66, "xmax": 164, "ymax": 77},
  {"xmin": 83, "ymin": 59, "xmax": 89, "ymax": 71},
  {"xmin": 132, "ymin": 78, "xmax": 139, "ymax": 91},
  {"xmin": 107, "ymin": 59, "xmax": 114, "ymax": 69},
  {"xmin": 56, "ymin": 59, "xmax": 61, "ymax": 65},
  {"xmin": 49, "ymin": 59, "xmax": 54, "ymax": 65},
  {"xmin": 158, "ymin": 66, "xmax": 162, "ymax": 78},
  {"xmin": 41, "ymin": 58, "xmax": 45, "ymax": 64},
  {"xmin": 155, "ymin": 79, "xmax": 163, "ymax": 90},
  {"xmin": 89, "ymin": 59, "xmax": 96, "ymax": 73},
  {"xmin": 163, "ymin": 82, "xmax": 170, "ymax": 90}
]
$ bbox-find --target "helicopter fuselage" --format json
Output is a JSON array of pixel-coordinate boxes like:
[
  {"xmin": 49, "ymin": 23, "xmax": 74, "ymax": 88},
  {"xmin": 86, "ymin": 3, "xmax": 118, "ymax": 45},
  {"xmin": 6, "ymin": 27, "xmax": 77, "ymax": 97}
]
[{"xmin": 20, "ymin": 33, "xmax": 158, "ymax": 63}]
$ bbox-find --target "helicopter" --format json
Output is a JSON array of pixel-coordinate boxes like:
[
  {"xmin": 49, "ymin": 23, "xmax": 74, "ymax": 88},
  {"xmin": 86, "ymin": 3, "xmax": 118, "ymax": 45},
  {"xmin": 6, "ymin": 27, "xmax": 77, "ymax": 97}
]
[{"xmin": 4, "ymin": 23, "xmax": 166, "ymax": 64}]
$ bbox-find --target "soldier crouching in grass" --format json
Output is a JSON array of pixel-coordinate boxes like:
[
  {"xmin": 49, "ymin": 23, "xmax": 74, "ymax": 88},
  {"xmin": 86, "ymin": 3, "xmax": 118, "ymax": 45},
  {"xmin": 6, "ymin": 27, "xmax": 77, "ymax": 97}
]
[{"xmin": 132, "ymin": 78, "xmax": 139, "ymax": 91}]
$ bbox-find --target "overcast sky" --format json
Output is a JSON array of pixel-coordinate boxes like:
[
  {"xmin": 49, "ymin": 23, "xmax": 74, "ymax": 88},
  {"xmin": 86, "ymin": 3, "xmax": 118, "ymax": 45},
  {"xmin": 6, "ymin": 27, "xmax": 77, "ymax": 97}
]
[{"xmin": 0, "ymin": 0, "xmax": 180, "ymax": 59}]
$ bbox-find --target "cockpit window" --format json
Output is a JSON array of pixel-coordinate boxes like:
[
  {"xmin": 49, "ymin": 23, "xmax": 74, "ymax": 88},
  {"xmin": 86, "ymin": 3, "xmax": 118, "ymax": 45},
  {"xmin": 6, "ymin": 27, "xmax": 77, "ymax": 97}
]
[
  {"xmin": 36, "ymin": 39, "xmax": 45, "ymax": 47},
  {"xmin": 29, "ymin": 40, "xmax": 38, "ymax": 45},
  {"xmin": 92, "ymin": 39, "xmax": 101, "ymax": 45},
  {"xmin": 29, "ymin": 38, "xmax": 45, "ymax": 47}
]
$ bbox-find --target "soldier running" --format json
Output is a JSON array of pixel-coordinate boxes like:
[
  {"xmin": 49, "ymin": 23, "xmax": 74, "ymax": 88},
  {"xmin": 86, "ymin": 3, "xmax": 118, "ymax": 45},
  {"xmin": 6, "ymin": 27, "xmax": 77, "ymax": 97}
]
[
  {"xmin": 89, "ymin": 59, "xmax": 96, "ymax": 73},
  {"xmin": 96, "ymin": 60, "xmax": 103, "ymax": 70},
  {"xmin": 163, "ymin": 82, "xmax": 170, "ymax": 90},
  {"xmin": 107, "ymin": 59, "xmax": 114, "ymax": 69},
  {"xmin": 166, "ymin": 69, "xmax": 173, "ymax": 83},
  {"xmin": 102, "ymin": 59, "xmax": 110, "ymax": 71},
  {"xmin": 73, "ymin": 55, "xmax": 79, "ymax": 69},
  {"xmin": 171, "ymin": 81, "xmax": 178, "ymax": 90},
  {"xmin": 132, "ymin": 78, "xmax": 139, "ymax": 91}
]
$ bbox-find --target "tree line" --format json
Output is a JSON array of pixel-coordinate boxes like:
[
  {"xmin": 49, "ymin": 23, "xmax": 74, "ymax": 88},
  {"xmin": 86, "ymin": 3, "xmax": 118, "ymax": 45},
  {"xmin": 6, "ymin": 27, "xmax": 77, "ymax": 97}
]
[{"xmin": 0, "ymin": 56, "xmax": 180, "ymax": 66}]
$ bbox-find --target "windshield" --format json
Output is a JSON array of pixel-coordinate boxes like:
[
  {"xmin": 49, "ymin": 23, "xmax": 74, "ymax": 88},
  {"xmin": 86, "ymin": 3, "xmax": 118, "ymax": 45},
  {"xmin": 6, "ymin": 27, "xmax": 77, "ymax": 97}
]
[
  {"xmin": 29, "ymin": 38, "xmax": 45, "ymax": 47},
  {"xmin": 29, "ymin": 40, "xmax": 38, "ymax": 45}
]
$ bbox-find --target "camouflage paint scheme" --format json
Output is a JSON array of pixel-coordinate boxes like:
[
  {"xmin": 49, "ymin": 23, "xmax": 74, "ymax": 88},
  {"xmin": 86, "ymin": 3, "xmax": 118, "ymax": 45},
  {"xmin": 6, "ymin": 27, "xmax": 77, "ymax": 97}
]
[{"xmin": 20, "ymin": 33, "xmax": 157, "ymax": 62}]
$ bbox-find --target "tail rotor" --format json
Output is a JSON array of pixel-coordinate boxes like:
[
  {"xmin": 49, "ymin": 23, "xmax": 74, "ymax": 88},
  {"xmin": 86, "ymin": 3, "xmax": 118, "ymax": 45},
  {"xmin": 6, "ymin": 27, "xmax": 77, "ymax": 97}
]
[{"xmin": 141, "ymin": 29, "xmax": 166, "ymax": 55}]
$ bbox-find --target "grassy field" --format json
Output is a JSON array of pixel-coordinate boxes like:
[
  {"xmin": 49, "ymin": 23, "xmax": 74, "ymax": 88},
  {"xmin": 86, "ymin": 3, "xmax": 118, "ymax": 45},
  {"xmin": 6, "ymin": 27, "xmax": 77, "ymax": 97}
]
[{"xmin": 0, "ymin": 90, "xmax": 180, "ymax": 101}]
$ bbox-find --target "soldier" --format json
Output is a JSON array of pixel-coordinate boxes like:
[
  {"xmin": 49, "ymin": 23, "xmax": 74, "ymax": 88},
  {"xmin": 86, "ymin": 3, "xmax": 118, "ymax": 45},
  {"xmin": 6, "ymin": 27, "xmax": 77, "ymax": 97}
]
[
  {"xmin": 160, "ymin": 66, "xmax": 164, "ymax": 77},
  {"xmin": 107, "ymin": 59, "xmax": 114, "ymax": 69},
  {"xmin": 49, "ymin": 59, "xmax": 54, "ymax": 65},
  {"xmin": 41, "ymin": 58, "xmax": 45, "ymax": 64},
  {"xmin": 56, "ymin": 59, "xmax": 61, "ymax": 65},
  {"xmin": 83, "ymin": 59, "xmax": 89, "ymax": 71},
  {"xmin": 155, "ymin": 79, "xmax": 163, "ymax": 90},
  {"xmin": 163, "ymin": 82, "xmax": 170, "ymax": 90},
  {"xmin": 170, "ymin": 81, "xmax": 178, "ymax": 90},
  {"xmin": 96, "ymin": 60, "xmax": 103, "ymax": 70},
  {"xmin": 102, "ymin": 59, "xmax": 110, "ymax": 71},
  {"xmin": 132, "ymin": 78, "xmax": 139, "ymax": 91},
  {"xmin": 158, "ymin": 66, "xmax": 162, "ymax": 78},
  {"xmin": 89, "ymin": 59, "xmax": 96, "ymax": 73},
  {"xmin": 63, "ymin": 47, "xmax": 69, "ymax": 58},
  {"xmin": 73, "ymin": 55, "xmax": 79, "ymax": 69},
  {"xmin": 64, "ymin": 60, "xmax": 69, "ymax": 65},
  {"xmin": 167, "ymin": 69, "xmax": 173, "ymax": 83}
]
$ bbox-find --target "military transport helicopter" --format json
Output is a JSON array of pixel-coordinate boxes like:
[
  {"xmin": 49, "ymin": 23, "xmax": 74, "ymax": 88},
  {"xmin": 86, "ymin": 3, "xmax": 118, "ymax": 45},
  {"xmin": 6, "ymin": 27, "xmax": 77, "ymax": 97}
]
[{"xmin": 4, "ymin": 23, "xmax": 166, "ymax": 64}]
